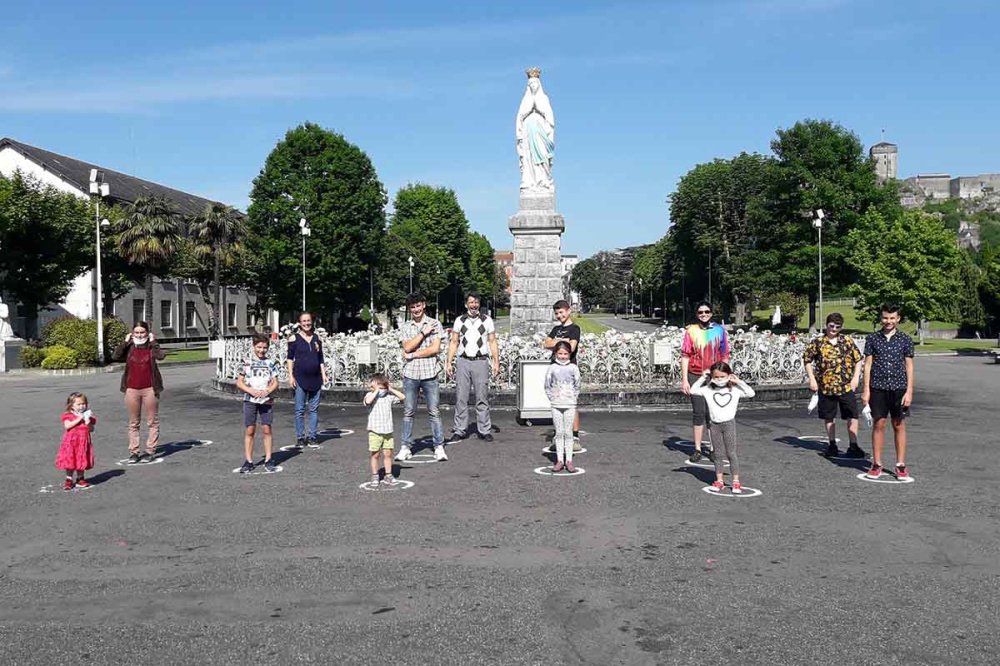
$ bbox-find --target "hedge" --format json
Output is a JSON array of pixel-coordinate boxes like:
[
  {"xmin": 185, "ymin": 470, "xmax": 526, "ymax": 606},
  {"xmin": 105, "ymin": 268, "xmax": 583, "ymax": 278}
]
[
  {"xmin": 19, "ymin": 345, "xmax": 46, "ymax": 368},
  {"xmin": 41, "ymin": 317, "xmax": 128, "ymax": 365},
  {"xmin": 40, "ymin": 345, "xmax": 80, "ymax": 369}
]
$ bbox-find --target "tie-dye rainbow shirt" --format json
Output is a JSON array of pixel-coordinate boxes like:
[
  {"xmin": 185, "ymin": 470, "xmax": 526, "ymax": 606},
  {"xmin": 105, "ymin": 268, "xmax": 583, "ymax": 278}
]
[{"xmin": 680, "ymin": 323, "xmax": 730, "ymax": 374}]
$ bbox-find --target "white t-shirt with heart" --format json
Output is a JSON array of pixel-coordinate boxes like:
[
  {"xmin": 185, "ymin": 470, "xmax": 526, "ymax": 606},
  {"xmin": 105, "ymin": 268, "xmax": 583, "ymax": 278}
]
[{"xmin": 690, "ymin": 375, "xmax": 755, "ymax": 423}]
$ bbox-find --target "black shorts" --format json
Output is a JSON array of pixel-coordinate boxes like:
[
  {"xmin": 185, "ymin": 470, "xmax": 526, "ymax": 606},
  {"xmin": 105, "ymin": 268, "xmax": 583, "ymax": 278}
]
[
  {"xmin": 243, "ymin": 402, "xmax": 274, "ymax": 427},
  {"xmin": 868, "ymin": 389, "xmax": 908, "ymax": 421},
  {"xmin": 817, "ymin": 392, "xmax": 859, "ymax": 421},
  {"xmin": 688, "ymin": 372, "xmax": 709, "ymax": 426}
]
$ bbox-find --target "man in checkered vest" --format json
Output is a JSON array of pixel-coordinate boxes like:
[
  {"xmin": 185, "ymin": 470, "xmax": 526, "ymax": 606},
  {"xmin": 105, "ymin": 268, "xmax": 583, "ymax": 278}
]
[{"xmin": 446, "ymin": 292, "xmax": 500, "ymax": 442}]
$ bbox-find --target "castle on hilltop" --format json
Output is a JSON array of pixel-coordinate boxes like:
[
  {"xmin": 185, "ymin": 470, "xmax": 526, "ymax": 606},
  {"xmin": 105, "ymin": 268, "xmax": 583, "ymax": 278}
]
[{"xmin": 868, "ymin": 141, "xmax": 1000, "ymax": 207}]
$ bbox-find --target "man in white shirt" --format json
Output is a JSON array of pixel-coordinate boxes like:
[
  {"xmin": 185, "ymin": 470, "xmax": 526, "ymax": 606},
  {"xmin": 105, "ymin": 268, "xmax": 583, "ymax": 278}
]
[{"xmin": 446, "ymin": 293, "xmax": 500, "ymax": 442}]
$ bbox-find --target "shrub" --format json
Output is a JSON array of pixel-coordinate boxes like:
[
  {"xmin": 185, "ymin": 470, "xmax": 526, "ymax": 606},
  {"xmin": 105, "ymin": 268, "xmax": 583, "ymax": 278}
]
[
  {"xmin": 103, "ymin": 318, "xmax": 128, "ymax": 358},
  {"xmin": 43, "ymin": 317, "xmax": 98, "ymax": 365},
  {"xmin": 40, "ymin": 345, "xmax": 80, "ymax": 369},
  {"xmin": 19, "ymin": 345, "xmax": 46, "ymax": 368}
]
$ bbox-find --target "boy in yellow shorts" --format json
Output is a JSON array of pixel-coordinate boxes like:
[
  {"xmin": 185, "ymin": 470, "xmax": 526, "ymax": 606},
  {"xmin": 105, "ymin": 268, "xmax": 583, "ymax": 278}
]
[{"xmin": 364, "ymin": 373, "xmax": 405, "ymax": 487}]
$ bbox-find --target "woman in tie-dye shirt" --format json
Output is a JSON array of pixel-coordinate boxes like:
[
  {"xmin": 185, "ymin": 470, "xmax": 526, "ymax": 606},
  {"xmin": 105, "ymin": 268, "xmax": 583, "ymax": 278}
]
[{"xmin": 680, "ymin": 302, "xmax": 730, "ymax": 463}]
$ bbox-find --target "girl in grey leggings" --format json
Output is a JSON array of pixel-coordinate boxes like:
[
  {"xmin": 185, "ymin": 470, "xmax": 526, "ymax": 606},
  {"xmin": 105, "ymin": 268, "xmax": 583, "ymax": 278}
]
[{"xmin": 690, "ymin": 362, "xmax": 756, "ymax": 494}]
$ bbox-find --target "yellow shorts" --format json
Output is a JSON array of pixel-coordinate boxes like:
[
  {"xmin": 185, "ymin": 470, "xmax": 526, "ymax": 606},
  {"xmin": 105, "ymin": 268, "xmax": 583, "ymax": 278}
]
[{"xmin": 368, "ymin": 432, "xmax": 394, "ymax": 452}]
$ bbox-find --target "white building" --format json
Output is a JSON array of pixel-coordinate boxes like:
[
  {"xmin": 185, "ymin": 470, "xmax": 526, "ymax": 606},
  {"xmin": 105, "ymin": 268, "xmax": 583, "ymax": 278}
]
[{"xmin": 0, "ymin": 137, "xmax": 272, "ymax": 340}]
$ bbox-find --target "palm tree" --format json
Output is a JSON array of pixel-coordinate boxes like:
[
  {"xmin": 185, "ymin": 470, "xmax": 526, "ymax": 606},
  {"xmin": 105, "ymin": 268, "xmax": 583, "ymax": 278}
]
[
  {"xmin": 117, "ymin": 196, "xmax": 181, "ymax": 330},
  {"xmin": 188, "ymin": 203, "xmax": 245, "ymax": 337}
]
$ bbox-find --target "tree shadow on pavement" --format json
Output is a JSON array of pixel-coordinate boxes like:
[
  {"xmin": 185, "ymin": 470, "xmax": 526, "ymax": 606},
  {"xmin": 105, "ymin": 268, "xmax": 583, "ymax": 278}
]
[
  {"xmin": 156, "ymin": 439, "xmax": 212, "ymax": 460},
  {"xmin": 271, "ymin": 447, "xmax": 305, "ymax": 466},
  {"xmin": 87, "ymin": 469, "xmax": 125, "ymax": 486}
]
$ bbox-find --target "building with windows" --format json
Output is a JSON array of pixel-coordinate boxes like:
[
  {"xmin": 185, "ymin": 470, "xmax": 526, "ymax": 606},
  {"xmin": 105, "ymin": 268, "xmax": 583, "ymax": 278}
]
[{"xmin": 0, "ymin": 138, "xmax": 270, "ymax": 340}]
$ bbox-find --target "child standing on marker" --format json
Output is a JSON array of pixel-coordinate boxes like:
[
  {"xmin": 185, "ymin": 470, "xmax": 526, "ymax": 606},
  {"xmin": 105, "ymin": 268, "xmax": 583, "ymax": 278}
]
[
  {"xmin": 56, "ymin": 392, "xmax": 96, "ymax": 490},
  {"xmin": 236, "ymin": 333, "xmax": 280, "ymax": 474},
  {"xmin": 690, "ymin": 362, "xmax": 755, "ymax": 494},
  {"xmin": 544, "ymin": 341, "xmax": 581, "ymax": 473},
  {"xmin": 364, "ymin": 373, "xmax": 405, "ymax": 487}
]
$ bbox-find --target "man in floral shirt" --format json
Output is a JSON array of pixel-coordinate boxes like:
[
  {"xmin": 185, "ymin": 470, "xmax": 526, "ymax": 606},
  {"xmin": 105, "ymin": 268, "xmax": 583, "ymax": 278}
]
[{"xmin": 803, "ymin": 312, "xmax": 865, "ymax": 458}]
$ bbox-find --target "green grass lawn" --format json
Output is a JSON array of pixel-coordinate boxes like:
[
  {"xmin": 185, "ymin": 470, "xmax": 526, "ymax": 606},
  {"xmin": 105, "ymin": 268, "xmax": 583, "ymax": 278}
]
[
  {"xmin": 574, "ymin": 315, "xmax": 610, "ymax": 335},
  {"xmin": 161, "ymin": 347, "xmax": 209, "ymax": 363}
]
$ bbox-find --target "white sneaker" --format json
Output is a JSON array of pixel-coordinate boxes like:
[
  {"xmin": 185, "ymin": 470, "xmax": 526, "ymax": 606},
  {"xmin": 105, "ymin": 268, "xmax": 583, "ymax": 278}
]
[
  {"xmin": 394, "ymin": 445, "xmax": 412, "ymax": 462},
  {"xmin": 434, "ymin": 445, "xmax": 448, "ymax": 461}
]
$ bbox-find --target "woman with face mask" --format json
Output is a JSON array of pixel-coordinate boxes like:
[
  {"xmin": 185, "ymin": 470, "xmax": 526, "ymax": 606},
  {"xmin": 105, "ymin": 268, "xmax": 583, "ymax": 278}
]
[
  {"xmin": 112, "ymin": 321, "xmax": 166, "ymax": 464},
  {"xmin": 689, "ymin": 362, "xmax": 755, "ymax": 494}
]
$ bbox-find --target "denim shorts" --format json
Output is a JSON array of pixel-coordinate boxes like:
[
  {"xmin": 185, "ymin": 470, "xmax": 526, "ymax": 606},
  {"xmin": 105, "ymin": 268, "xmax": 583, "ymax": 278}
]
[{"xmin": 243, "ymin": 402, "xmax": 274, "ymax": 427}]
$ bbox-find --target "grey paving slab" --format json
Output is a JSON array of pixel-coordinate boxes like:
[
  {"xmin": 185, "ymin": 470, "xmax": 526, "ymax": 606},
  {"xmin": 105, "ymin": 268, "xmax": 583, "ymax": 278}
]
[{"xmin": 0, "ymin": 358, "xmax": 997, "ymax": 665}]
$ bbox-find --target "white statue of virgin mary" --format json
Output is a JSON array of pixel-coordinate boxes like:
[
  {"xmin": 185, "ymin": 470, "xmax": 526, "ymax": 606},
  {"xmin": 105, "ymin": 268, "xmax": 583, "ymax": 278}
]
[{"xmin": 516, "ymin": 67, "xmax": 555, "ymax": 192}]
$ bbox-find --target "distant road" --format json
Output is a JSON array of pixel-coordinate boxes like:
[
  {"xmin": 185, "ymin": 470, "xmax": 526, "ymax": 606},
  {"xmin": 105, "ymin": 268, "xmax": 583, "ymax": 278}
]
[{"xmin": 593, "ymin": 316, "xmax": 663, "ymax": 333}]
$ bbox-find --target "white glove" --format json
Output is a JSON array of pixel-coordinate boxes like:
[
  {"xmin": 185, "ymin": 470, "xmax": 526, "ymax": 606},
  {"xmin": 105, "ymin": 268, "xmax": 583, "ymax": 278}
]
[
  {"xmin": 807, "ymin": 393, "xmax": 819, "ymax": 414},
  {"xmin": 862, "ymin": 404, "xmax": 873, "ymax": 428}
]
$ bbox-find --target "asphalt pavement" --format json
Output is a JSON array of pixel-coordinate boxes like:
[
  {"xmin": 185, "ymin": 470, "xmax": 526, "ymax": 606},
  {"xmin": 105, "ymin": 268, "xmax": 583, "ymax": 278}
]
[{"xmin": 0, "ymin": 357, "xmax": 997, "ymax": 665}]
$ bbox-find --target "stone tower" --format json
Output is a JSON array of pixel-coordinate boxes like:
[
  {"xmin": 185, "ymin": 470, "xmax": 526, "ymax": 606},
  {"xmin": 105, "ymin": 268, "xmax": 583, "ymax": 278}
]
[{"xmin": 870, "ymin": 142, "xmax": 898, "ymax": 182}]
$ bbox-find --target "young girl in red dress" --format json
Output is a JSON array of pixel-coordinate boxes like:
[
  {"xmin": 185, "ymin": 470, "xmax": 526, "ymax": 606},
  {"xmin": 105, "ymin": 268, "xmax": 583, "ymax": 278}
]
[{"xmin": 56, "ymin": 392, "xmax": 96, "ymax": 491}]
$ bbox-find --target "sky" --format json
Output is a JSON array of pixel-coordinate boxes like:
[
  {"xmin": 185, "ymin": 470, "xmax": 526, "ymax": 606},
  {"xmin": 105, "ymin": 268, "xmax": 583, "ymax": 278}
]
[{"xmin": 2, "ymin": 0, "xmax": 998, "ymax": 257}]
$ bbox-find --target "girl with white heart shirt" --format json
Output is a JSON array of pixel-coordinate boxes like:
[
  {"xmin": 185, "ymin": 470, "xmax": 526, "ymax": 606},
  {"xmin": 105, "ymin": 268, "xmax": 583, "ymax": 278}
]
[{"xmin": 690, "ymin": 362, "xmax": 755, "ymax": 494}]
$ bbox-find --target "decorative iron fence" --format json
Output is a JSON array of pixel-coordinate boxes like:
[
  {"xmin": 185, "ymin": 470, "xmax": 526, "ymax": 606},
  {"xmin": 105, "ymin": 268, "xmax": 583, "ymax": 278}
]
[{"xmin": 219, "ymin": 327, "xmax": 807, "ymax": 389}]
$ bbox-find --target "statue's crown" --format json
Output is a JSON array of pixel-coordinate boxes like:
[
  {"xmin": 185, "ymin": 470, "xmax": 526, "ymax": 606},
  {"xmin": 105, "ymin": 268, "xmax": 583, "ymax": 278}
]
[{"xmin": 525, "ymin": 67, "xmax": 542, "ymax": 79}]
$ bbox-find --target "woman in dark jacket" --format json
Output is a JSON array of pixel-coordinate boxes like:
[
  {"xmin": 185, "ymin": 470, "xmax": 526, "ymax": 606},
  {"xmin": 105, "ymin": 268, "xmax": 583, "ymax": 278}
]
[{"xmin": 111, "ymin": 321, "xmax": 165, "ymax": 464}]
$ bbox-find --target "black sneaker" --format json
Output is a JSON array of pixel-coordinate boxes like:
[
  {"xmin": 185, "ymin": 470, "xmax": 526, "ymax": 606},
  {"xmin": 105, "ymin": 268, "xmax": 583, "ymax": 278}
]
[
  {"xmin": 688, "ymin": 451, "xmax": 703, "ymax": 463},
  {"xmin": 824, "ymin": 442, "xmax": 840, "ymax": 457},
  {"xmin": 239, "ymin": 460, "xmax": 255, "ymax": 474},
  {"xmin": 705, "ymin": 448, "xmax": 716, "ymax": 463},
  {"xmin": 477, "ymin": 432, "xmax": 494, "ymax": 442},
  {"xmin": 127, "ymin": 453, "xmax": 141, "ymax": 465},
  {"xmin": 263, "ymin": 459, "xmax": 278, "ymax": 473},
  {"xmin": 846, "ymin": 444, "xmax": 867, "ymax": 458},
  {"xmin": 294, "ymin": 438, "xmax": 306, "ymax": 449},
  {"xmin": 139, "ymin": 453, "xmax": 156, "ymax": 464},
  {"xmin": 449, "ymin": 430, "xmax": 468, "ymax": 443},
  {"xmin": 306, "ymin": 438, "xmax": 321, "ymax": 449}
]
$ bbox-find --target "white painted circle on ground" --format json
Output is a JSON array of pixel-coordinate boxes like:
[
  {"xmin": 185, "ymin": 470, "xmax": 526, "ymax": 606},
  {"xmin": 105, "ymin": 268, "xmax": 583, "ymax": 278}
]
[
  {"xmin": 38, "ymin": 485, "xmax": 56, "ymax": 493},
  {"xmin": 533, "ymin": 466, "xmax": 586, "ymax": 477},
  {"xmin": 115, "ymin": 457, "xmax": 164, "ymax": 467},
  {"xmin": 405, "ymin": 452, "xmax": 439, "ymax": 464},
  {"xmin": 676, "ymin": 440, "xmax": 714, "ymax": 447},
  {"xmin": 319, "ymin": 428, "xmax": 354, "ymax": 437},
  {"xmin": 797, "ymin": 436, "xmax": 841, "ymax": 443},
  {"xmin": 701, "ymin": 485, "xmax": 763, "ymax": 498},
  {"xmin": 855, "ymin": 472, "xmax": 914, "ymax": 484},
  {"xmin": 278, "ymin": 444, "xmax": 325, "ymax": 452},
  {"xmin": 685, "ymin": 458, "xmax": 729, "ymax": 469},
  {"xmin": 359, "ymin": 479, "xmax": 415, "ymax": 491},
  {"xmin": 541, "ymin": 446, "xmax": 588, "ymax": 454},
  {"xmin": 231, "ymin": 465, "xmax": 284, "ymax": 475}
]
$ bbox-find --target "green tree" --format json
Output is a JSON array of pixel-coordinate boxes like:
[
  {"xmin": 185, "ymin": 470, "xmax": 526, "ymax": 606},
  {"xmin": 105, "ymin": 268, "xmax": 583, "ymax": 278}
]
[
  {"xmin": 116, "ymin": 195, "xmax": 181, "ymax": 331},
  {"xmin": 759, "ymin": 119, "xmax": 901, "ymax": 328},
  {"xmin": 956, "ymin": 250, "xmax": 986, "ymax": 335},
  {"xmin": 0, "ymin": 171, "xmax": 91, "ymax": 338},
  {"xmin": 569, "ymin": 258, "xmax": 602, "ymax": 309},
  {"xmin": 468, "ymin": 231, "xmax": 497, "ymax": 308},
  {"xmin": 186, "ymin": 203, "xmax": 246, "ymax": 336},
  {"xmin": 847, "ymin": 209, "xmax": 962, "ymax": 338},
  {"xmin": 375, "ymin": 218, "xmax": 448, "ymax": 318},
  {"xmin": 978, "ymin": 244, "xmax": 1000, "ymax": 335},
  {"xmin": 246, "ymin": 122, "xmax": 386, "ymax": 321}
]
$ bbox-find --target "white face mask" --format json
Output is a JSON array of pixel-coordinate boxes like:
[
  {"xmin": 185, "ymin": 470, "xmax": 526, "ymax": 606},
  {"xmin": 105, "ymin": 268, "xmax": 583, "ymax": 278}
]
[
  {"xmin": 133, "ymin": 335, "xmax": 149, "ymax": 346},
  {"xmin": 555, "ymin": 357, "xmax": 570, "ymax": 365},
  {"xmin": 711, "ymin": 378, "xmax": 729, "ymax": 388}
]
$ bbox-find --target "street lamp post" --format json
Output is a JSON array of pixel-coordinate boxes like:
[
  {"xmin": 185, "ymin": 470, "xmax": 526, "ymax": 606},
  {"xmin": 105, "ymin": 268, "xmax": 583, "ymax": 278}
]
[
  {"xmin": 299, "ymin": 218, "xmax": 311, "ymax": 311},
  {"xmin": 89, "ymin": 170, "xmax": 110, "ymax": 364},
  {"xmin": 408, "ymin": 256, "xmax": 415, "ymax": 294},
  {"xmin": 813, "ymin": 209, "xmax": 825, "ymax": 328},
  {"xmin": 638, "ymin": 278, "xmax": 643, "ymax": 317}
]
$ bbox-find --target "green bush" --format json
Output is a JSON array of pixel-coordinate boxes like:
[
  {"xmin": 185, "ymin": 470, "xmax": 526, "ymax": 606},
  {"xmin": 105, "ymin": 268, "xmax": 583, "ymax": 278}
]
[
  {"xmin": 103, "ymin": 318, "xmax": 128, "ymax": 358},
  {"xmin": 19, "ymin": 345, "xmax": 46, "ymax": 368},
  {"xmin": 43, "ymin": 317, "xmax": 98, "ymax": 365},
  {"xmin": 40, "ymin": 345, "xmax": 80, "ymax": 369}
]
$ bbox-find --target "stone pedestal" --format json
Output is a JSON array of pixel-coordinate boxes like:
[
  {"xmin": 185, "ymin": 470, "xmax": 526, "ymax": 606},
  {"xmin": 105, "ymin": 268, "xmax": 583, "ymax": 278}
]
[
  {"xmin": 1, "ymin": 338, "xmax": 25, "ymax": 373},
  {"xmin": 508, "ymin": 192, "xmax": 566, "ymax": 331}
]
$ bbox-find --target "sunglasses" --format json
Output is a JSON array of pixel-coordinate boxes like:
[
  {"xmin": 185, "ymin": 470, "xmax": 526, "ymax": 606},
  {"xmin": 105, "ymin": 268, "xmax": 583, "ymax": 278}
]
[
  {"xmin": 827, "ymin": 323, "xmax": 842, "ymax": 329},
  {"xmin": 696, "ymin": 310, "xmax": 712, "ymax": 315}
]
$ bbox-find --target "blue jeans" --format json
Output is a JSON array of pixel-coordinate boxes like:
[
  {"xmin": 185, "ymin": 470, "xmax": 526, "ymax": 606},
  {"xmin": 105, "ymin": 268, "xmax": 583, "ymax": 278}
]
[
  {"xmin": 294, "ymin": 385, "xmax": 321, "ymax": 440},
  {"xmin": 401, "ymin": 377, "xmax": 444, "ymax": 448}
]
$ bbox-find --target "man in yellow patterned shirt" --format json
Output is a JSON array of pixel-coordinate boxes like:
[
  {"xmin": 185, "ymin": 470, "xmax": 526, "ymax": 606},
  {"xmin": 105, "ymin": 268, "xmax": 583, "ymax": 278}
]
[{"xmin": 803, "ymin": 312, "xmax": 866, "ymax": 458}]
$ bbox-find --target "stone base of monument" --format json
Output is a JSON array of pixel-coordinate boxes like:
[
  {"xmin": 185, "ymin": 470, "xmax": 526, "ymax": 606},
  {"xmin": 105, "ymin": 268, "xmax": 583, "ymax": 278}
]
[
  {"xmin": 1, "ymin": 338, "xmax": 25, "ymax": 373},
  {"xmin": 509, "ymin": 192, "xmax": 566, "ymax": 331}
]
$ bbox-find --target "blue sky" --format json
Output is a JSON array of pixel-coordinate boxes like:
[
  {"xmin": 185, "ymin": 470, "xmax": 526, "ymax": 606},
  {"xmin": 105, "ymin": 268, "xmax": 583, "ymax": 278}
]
[{"xmin": 3, "ymin": 0, "xmax": 998, "ymax": 257}]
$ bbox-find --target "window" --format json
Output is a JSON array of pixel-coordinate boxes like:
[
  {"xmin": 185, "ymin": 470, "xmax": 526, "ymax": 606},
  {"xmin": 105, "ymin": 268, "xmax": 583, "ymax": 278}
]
[
  {"xmin": 185, "ymin": 302, "xmax": 197, "ymax": 329},
  {"xmin": 132, "ymin": 299, "xmax": 145, "ymax": 326},
  {"xmin": 246, "ymin": 307, "xmax": 254, "ymax": 328},
  {"xmin": 227, "ymin": 302, "xmax": 237, "ymax": 328},
  {"xmin": 160, "ymin": 300, "xmax": 173, "ymax": 328}
]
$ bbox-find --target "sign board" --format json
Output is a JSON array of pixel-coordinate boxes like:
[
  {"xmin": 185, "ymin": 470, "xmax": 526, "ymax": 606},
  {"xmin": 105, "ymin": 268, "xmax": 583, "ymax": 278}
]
[
  {"xmin": 355, "ymin": 341, "xmax": 378, "ymax": 365},
  {"xmin": 650, "ymin": 339, "xmax": 673, "ymax": 366},
  {"xmin": 208, "ymin": 339, "xmax": 226, "ymax": 359},
  {"xmin": 517, "ymin": 359, "xmax": 553, "ymax": 422}
]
